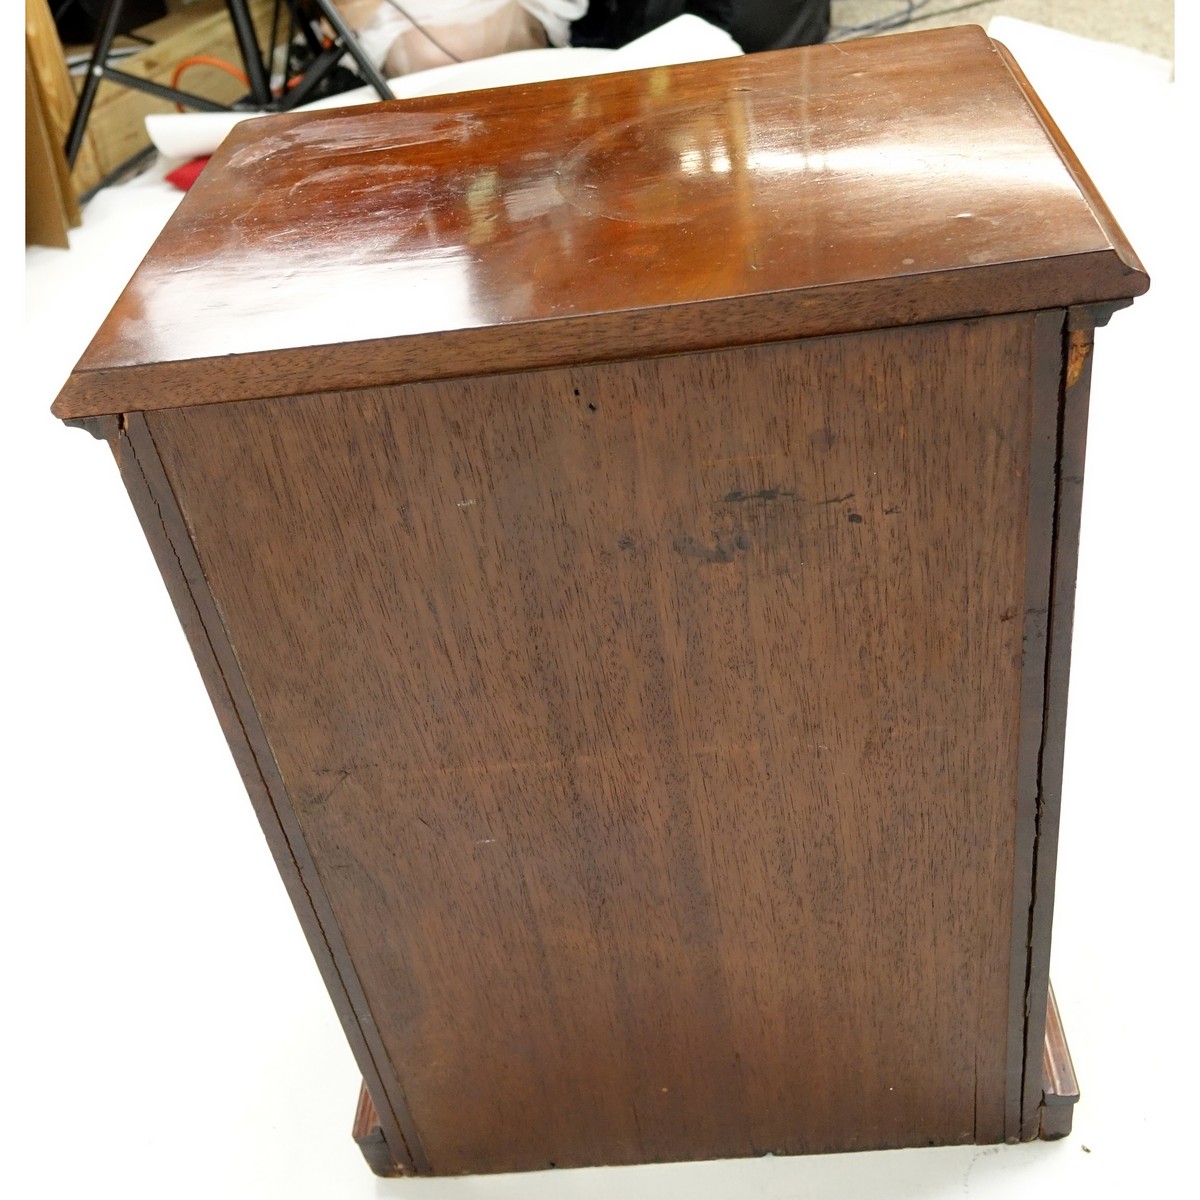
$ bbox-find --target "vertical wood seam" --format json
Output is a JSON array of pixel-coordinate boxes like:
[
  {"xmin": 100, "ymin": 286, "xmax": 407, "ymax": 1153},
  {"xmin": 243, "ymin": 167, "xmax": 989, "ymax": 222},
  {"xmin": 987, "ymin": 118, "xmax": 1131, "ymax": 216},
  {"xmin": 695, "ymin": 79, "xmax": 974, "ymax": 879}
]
[
  {"xmin": 1005, "ymin": 310, "xmax": 1065, "ymax": 1140},
  {"xmin": 1017, "ymin": 311, "xmax": 1100, "ymax": 1138},
  {"xmin": 1016, "ymin": 356, "xmax": 1069, "ymax": 1135}
]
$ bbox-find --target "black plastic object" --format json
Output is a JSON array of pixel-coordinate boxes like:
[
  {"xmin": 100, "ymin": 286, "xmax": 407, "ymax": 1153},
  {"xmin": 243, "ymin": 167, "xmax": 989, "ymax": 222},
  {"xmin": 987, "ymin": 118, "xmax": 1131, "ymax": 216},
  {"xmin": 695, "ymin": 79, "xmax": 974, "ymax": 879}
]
[{"xmin": 571, "ymin": 1, "xmax": 831, "ymax": 52}]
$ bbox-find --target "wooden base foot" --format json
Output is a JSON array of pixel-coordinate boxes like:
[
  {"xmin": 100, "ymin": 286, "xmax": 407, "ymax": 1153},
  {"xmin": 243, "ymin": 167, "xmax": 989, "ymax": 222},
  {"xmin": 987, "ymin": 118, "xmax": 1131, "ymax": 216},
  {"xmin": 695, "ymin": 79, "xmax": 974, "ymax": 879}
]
[
  {"xmin": 1039, "ymin": 981, "xmax": 1080, "ymax": 1140},
  {"xmin": 352, "ymin": 1084, "xmax": 409, "ymax": 1177}
]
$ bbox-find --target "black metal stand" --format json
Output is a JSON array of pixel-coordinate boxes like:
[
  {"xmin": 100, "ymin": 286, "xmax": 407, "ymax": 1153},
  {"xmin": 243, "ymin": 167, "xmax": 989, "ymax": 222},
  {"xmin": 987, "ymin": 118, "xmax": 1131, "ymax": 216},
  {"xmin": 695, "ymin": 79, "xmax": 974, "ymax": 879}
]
[{"xmin": 64, "ymin": 0, "xmax": 395, "ymax": 183}]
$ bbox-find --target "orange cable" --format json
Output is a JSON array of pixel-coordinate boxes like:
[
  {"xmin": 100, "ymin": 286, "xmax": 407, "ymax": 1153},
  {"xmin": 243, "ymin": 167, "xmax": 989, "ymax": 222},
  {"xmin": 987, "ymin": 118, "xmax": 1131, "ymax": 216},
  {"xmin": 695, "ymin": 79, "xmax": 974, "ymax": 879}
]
[
  {"xmin": 170, "ymin": 55, "xmax": 250, "ymax": 112},
  {"xmin": 169, "ymin": 41, "xmax": 331, "ymax": 112}
]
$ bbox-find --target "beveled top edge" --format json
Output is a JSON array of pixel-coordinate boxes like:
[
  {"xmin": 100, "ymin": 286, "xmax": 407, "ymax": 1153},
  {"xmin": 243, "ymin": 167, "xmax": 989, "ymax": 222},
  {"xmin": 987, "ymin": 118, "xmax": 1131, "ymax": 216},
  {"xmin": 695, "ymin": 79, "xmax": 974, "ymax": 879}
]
[
  {"xmin": 52, "ymin": 252, "xmax": 1148, "ymax": 421},
  {"xmin": 990, "ymin": 37, "xmax": 1146, "ymax": 279}
]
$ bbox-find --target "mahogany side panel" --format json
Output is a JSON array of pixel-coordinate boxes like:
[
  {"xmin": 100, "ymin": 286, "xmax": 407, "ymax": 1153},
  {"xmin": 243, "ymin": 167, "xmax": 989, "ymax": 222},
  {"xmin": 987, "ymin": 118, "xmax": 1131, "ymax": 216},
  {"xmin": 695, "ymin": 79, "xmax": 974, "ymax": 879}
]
[
  {"xmin": 109, "ymin": 415, "xmax": 424, "ymax": 1173},
  {"xmin": 145, "ymin": 316, "xmax": 1049, "ymax": 1174}
]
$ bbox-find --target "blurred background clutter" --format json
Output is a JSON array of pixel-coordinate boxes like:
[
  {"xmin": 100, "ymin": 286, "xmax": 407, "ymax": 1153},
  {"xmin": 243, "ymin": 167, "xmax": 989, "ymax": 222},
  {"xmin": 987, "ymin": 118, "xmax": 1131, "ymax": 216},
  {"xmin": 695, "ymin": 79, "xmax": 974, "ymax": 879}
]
[{"xmin": 25, "ymin": 0, "xmax": 1175, "ymax": 245}]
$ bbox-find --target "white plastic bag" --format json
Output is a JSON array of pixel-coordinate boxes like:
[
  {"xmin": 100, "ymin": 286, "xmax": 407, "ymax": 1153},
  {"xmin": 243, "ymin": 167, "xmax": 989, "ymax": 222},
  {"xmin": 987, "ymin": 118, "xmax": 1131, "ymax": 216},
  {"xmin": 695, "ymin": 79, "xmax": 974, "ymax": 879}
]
[{"xmin": 337, "ymin": 0, "xmax": 588, "ymax": 76}]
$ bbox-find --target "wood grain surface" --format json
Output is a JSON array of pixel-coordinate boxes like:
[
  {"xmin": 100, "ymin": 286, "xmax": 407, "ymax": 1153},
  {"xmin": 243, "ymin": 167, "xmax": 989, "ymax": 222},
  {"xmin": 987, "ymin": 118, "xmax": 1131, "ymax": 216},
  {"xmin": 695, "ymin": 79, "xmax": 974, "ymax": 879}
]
[
  {"xmin": 109, "ymin": 412, "xmax": 423, "ymax": 1171},
  {"xmin": 144, "ymin": 314, "xmax": 1048, "ymax": 1172},
  {"xmin": 52, "ymin": 25, "xmax": 1148, "ymax": 420}
]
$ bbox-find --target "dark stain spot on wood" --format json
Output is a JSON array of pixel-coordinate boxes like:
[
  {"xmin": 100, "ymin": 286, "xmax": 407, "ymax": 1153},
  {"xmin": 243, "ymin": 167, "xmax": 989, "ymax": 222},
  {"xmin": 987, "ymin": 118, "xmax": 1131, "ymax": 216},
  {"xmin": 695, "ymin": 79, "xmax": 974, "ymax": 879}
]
[
  {"xmin": 848, "ymin": 512, "xmax": 864, "ymax": 524},
  {"xmin": 617, "ymin": 534, "xmax": 636, "ymax": 551},
  {"xmin": 1000, "ymin": 607, "xmax": 1018, "ymax": 622},
  {"xmin": 723, "ymin": 487, "xmax": 797, "ymax": 503},
  {"xmin": 673, "ymin": 533, "xmax": 750, "ymax": 564},
  {"xmin": 810, "ymin": 426, "xmax": 836, "ymax": 450},
  {"xmin": 587, "ymin": 402, "xmax": 597, "ymax": 411},
  {"xmin": 723, "ymin": 487, "xmax": 853, "ymax": 507}
]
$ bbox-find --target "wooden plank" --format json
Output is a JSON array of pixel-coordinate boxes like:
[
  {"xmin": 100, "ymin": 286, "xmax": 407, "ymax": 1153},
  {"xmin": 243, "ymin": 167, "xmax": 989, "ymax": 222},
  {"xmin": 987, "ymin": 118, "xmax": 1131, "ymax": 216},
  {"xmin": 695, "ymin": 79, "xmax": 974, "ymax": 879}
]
[
  {"xmin": 108, "ymin": 413, "xmax": 426, "ymax": 1173},
  {"xmin": 146, "ymin": 316, "xmax": 1039, "ymax": 1172},
  {"xmin": 26, "ymin": 44, "xmax": 74, "ymax": 248},
  {"xmin": 55, "ymin": 256, "xmax": 1145, "ymax": 421},
  {"xmin": 51, "ymin": 25, "xmax": 1149, "ymax": 419},
  {"xmin": 25, "ymin": 0, "xmax": 102, "ymax": 197}
]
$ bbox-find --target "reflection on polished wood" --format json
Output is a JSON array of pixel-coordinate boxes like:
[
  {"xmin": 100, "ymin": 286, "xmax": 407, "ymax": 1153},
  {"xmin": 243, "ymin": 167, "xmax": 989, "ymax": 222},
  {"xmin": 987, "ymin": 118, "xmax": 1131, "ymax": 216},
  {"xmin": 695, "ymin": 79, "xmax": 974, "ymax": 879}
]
[
  {"xmin": 57, "ymin": 25, "xmax": 1140, "ymax": 1178},
  {"xmin": 53, "ymin": 25, "xmax": 1144, "ymax": 419}
]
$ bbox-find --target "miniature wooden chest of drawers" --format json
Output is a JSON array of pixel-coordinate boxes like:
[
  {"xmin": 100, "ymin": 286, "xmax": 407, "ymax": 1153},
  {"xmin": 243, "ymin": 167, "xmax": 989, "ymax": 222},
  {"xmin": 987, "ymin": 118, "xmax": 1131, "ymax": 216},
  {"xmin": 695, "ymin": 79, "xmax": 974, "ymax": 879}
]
[{"xmin": 55, "ymin": 25, "xmax": 1147, "ymax": 1176}]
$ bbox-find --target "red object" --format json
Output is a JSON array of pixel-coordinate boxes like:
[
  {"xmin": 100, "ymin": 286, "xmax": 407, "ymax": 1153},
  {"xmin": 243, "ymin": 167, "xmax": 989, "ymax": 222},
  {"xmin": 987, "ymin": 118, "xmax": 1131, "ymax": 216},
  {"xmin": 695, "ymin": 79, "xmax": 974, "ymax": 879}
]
[{"xmin": 165, "ymin": 156, "xmax": 210, "ymax": 191}]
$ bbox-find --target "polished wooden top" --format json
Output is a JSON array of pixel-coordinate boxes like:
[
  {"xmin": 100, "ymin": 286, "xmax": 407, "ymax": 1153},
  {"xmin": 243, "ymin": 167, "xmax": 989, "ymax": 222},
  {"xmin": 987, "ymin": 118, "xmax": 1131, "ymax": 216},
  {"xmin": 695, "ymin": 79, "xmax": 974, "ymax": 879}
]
[{"xmin": 54, "ymin": 25, "xmax": 1147, "ymax": 419}]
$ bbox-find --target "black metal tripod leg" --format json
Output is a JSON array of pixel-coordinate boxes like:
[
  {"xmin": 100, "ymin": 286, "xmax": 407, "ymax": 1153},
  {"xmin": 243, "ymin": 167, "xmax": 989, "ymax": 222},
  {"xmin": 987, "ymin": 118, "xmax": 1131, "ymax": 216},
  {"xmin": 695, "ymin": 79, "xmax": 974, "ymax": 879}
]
[
  {"xmin": 281, "ymin": 43, "xmax": 345, "ymax": 109},
  {"xmin": 224, "ymin": 0, "xmax": 273, "ymax": 105},
  {"xmin": 307, "ymin": 0, "xmax": 395, "ymax": 99},
  {"xmin": 64, "ymin": 0, "xmax": 127, "ymax": 168}
]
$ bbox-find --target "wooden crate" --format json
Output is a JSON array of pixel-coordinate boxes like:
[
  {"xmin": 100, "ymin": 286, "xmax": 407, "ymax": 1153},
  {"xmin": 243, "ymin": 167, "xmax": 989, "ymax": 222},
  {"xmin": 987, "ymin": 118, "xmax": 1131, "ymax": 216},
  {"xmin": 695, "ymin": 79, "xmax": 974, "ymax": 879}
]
[
  {"xmin": 29, "ymin": 0, "xmax": 284, "ymax": 197},
  {"xmin": 25, "ymin": 0, "xmax": 100, "ymax": 209}
]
